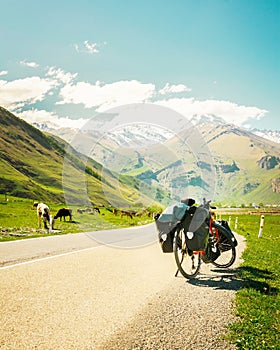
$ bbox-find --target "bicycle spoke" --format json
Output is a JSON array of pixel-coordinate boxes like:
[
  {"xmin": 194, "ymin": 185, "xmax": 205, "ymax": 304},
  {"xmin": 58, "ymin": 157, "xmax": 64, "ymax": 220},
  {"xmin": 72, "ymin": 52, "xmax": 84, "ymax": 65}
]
[{"xmin": 174, "ymin": 229, "xmax": 201, "ymax": 279}]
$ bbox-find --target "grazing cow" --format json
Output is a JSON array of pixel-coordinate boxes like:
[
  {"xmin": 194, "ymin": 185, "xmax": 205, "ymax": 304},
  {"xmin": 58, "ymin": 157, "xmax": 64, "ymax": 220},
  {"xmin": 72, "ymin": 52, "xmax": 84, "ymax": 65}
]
[
  {"xmin": 54, "ymin": 208, "xmax": 72, "ymax": 221},
  {"xmin": 153, "ymin": 212, "xmax": 161, "ymax": 221},
  {"xmin": 120, "ymin": 210, "xmax": 136, "ymax": 219},
  {"xmin": 93, "ymin": 207, "xmax": 100, "ymax": 214},
  {"xmin": 33, "ymin": 202, "xmax": 53, "ymax": 231}
]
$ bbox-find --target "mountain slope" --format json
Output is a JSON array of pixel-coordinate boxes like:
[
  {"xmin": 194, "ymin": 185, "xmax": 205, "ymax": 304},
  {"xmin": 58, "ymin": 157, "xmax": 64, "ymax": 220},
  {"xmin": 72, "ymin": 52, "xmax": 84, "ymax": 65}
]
[
  {"xmin": 0, "ymin": 107, "xmax": 165, "ymax": 206},
  {"xmin": 50, "ymin": 120, "xmax": 280, "ymax": 205},
  {"xmin": 198, "ymin": 123, "xmax": 280, "ymax": 204},
  {"xmin": 151, "ymin": 123, "xmax": 280, "ymax": 204},
  {"xmin": 24, "ymin": 113, "xmax": 280, "ymax": 205}
]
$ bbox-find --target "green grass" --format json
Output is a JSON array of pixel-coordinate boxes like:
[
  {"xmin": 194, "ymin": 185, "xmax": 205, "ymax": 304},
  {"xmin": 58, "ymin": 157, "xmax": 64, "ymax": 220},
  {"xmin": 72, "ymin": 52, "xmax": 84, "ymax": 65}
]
[
  {"xmin": 0, "ymin": 196, "xmax": 158, "ymax": 242},
  {"xmin": 228, "ymin": 214, "xmax": 280, "ymax": 349}
]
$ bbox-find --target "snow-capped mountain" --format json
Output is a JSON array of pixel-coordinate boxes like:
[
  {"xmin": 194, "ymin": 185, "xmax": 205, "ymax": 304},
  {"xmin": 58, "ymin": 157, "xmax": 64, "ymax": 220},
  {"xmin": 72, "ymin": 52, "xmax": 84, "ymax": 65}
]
[
  {"xmin": 32, "ymin": 120, "xmax": 175, "ymax": 147},
  {"xmin": 190, "ymin": 114, "xmax": 226, "ymax": 126},
  {"xmin": 107, "ymin": 124, "xmax": 174, "ymax": 147},
  {"xmin": 251, "ymin": 129, "xmax": 280, "ymax": 144},
  {"xmin": 31, "ymin": 115, "xmax": 279, "ymax": 147},
  {"xmin": 32, "ymin": 121, "xmax": 60, "ymax": 131},
  {"xmin": 26, "ymin": 115, "xmax": 280, "ymax": 205}
]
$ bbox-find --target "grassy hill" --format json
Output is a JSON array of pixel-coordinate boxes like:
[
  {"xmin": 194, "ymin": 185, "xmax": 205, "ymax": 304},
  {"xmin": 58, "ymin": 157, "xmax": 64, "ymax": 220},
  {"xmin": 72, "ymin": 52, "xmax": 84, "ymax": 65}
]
[
  {"xmin": 201, "ymin": 124, "xmax": 280, "ymax": 205},
  {"xmin": 162, "ymin": 124, "xmax": 280, "ymax": 205},
  {"xmin": 0, "ymin": 107, "xmax": 167, "ymax": 207}
]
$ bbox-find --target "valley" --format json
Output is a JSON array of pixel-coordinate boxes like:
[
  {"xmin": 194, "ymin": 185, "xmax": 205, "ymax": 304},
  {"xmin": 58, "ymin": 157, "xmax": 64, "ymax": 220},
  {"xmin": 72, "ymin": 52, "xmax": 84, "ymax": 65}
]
[
  {"xmin": 1, "ymin": 106, "xmax": 279, "ymax": 208},
  {"xmin": 49, "ymin": 118, "xmax": 280, "ymax": 206}
]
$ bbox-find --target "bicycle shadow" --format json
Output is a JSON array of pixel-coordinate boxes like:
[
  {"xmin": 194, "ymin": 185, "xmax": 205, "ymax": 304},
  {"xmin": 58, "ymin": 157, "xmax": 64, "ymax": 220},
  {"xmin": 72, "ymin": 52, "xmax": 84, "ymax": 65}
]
[
  {"xmin": 186, "ymin": 268, "xmax": 244, "ymax": 291},
  {"xmin": 234, "ymin": 266, "xmax": 278, "ymax": 295},
  {"xmin": 187, "ymin": 266, "xmax": 278, "ymax": 295}
]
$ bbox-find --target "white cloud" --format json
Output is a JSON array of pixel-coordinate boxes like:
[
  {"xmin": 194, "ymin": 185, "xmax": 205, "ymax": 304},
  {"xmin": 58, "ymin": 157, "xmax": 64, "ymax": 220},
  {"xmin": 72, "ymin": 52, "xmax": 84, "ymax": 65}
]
[
  {"xmin": 0, "ymin": 60, "xmax": 268, "ymax": 129},
  {"xmin": 154, "ymin": 97, "xmax": 268, "ymax": 126},
  {"xmin": 84, "ymin": 40, "xmax": 99, "ymax": 54},
  {"xmin": 0, "ymin": 76, "xmax": 56, "ymax": 110},
  {"xmin": 56, "ymin": 78, "xmax": 267, "ymax": 126},
  {"xmin": 58, "ymin": 80, "xmax": 156, "ymax": 110},
  {"xmin": 159, "ymin": 83, "xmax": 191, "ymax": 95},
  {"xmin": 46, "ymin": 67, "xmax": 78, "ymax": 85},
  {"xmin": 17, "ymin": 108, "xmax": 88, "ymax": 129},
  {"xmin": 19, "ymin": 60, "xmax": 39, "ymax": 68},
  {"xmin": 74, "ymin": 40, "xmax": 100, "ymax": 54}
]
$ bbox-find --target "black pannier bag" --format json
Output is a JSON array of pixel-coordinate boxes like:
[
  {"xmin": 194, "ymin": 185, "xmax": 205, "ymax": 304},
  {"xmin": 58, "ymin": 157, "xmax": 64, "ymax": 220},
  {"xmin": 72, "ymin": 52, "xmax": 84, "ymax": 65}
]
[
  {"xmin": 155, "ymin": 221, "xmax": 178, "ymax": 253},
  {"xmin": 155, "ymin": 203, "xmax": 189, "ymax": 253},
  {"xmin": 217, "ymin": 220, "xmax": 238, "ymax": 248},
  {"xmin": 201, "ymin": 238, "xmax": 221, "ymax": 263},
  {"xmin": 181, "ymin": 206, "xmax": 210, "ymax": 251}
]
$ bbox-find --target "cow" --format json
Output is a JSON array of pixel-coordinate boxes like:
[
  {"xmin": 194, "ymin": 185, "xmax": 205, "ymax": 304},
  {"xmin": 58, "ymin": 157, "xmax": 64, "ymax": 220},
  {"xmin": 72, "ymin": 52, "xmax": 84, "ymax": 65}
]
[
  {"xmin": 54, "ymin": 208, "xmax": 72, "ymax": 221},
  {"xmin": 33, "ymin": 202, "xmax": 53, "ymax": 231},
  {"xmin": 93, "ymin": 207, "xmax": 100, "ymax": 214},
  {"xmin": 153, "ymin": 212, "xmax": 161, "ymax": 221},
  {"xmin": 120, "ymin": 210, "xmax": 136, "ymax": 219}
]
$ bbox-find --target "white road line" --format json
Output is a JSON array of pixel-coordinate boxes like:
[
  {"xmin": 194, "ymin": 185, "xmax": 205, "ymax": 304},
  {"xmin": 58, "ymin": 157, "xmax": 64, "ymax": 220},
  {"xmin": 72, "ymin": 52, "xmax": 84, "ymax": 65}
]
[
  {"xmin": 0, "ymin": 245, "xmax": 103, "ymax": 271},
  {"xmin": 0, "ymin": 232, "xmax": 85, "ymax": 244}
]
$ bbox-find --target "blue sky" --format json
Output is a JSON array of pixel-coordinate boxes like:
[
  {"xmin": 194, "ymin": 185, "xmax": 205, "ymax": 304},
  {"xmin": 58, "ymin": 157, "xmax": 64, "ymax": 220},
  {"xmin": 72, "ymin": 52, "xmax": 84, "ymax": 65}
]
[{"xmin": 0, "ymin": 0, "xmax": 279, "ymax": 130}]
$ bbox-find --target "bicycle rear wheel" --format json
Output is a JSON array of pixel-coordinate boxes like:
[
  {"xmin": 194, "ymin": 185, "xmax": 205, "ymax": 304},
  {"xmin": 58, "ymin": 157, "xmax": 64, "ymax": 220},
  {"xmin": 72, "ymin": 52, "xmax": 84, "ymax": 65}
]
[
  {"xmin": 174, "ymin": 228, "xmax": 201, "ymax": 279},
  {"xmin": 211, "ymin": 222, "xmax": 236, "ymax": 268}
]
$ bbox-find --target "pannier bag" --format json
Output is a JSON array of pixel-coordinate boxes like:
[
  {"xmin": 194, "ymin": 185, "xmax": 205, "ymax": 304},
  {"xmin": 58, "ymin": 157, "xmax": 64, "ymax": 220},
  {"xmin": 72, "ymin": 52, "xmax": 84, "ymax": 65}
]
[
  {"xmin": 155, "ymin": 203, "xmax": 189, "ymax": 253},
  {"xmin": 155, "ymin": 221, "xmax": 177, "ymax": 253},
  {"xmin": 201, "ymin": 238, "xmax": 221, "ymax": 263},
  {"xmin": 181, "ymin": 206, "xmax": 210, "ymax": 251},
  {"xmin": 217, "ymin": 220, "xmax": 238, "ymax": 248}
]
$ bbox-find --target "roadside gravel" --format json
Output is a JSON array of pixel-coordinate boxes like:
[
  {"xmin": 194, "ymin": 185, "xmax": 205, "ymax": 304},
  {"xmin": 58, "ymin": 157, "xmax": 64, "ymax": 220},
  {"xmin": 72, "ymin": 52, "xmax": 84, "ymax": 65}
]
[{"xmin": 96, "ymin": 233, "xmax": 246, "ymax": 350}]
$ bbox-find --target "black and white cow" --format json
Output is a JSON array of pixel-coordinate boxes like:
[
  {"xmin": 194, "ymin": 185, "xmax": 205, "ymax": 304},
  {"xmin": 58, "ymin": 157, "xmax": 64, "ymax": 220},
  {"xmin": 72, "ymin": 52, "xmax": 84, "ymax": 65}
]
[{"xmin": 33, "ymin": 202, "xmax": 53, "ymax": 231}]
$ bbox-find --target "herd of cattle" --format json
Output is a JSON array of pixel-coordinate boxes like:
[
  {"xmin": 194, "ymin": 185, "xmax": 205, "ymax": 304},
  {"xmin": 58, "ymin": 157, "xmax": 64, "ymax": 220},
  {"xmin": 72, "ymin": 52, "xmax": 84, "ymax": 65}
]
[{"xmin": 33, "ymin": 202, "xmax": 153, "ymax": 232}]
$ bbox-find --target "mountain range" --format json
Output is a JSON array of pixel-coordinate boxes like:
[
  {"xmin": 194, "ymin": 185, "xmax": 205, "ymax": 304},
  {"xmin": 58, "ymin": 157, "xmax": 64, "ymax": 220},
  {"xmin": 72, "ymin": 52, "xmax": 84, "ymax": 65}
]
[
  {"xmin": 1, "ymin": 106, "xmax": 279, "ymax": 206},
  {"xmin": 0, "ymin": 106, "xmax": 168, "ymax": 208},
  {"xmin": 33, "ymin": 114, "xmax": 280, "ymax": 206}
]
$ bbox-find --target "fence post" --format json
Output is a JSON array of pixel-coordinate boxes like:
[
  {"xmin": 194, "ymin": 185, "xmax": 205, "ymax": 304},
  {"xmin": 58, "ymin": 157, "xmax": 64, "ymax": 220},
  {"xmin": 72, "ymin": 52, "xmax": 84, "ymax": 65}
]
[
  {"xmin": 258, "ymin": 215, "xmax": 265, "ymax": 238},
  {"xmin": 234, "ymin": 217, "xmax": 238, "ymax": 230},
  {"xmin": 228, "ymin": 216, "xmax": 231, "ymax": 227}
]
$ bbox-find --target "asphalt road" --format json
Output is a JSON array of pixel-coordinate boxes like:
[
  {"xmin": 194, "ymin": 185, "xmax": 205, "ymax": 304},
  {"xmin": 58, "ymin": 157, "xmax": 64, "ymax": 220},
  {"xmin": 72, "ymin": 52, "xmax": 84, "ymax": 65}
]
[
  {"xmin": 0, "ymin": 225, "xmax": 245, "ymax": 349},
  {"xmin": 0, "ymin": 223, "xmax": 157, "ymax": 268},
  {"xmin": 0, "ymin": 225, "xmax": 178, "ymax": 349}
]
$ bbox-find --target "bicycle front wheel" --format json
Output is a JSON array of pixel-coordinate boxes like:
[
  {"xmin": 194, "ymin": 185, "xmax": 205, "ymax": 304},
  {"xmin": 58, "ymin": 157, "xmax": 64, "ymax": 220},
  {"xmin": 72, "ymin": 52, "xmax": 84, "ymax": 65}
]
[
  {"xmin": 211, "ymin": 222, "xmax": 236, "ymax": 268},
  {"xmin": 174, "ymin": 228, "xmax": 201, "ymax": 279}
]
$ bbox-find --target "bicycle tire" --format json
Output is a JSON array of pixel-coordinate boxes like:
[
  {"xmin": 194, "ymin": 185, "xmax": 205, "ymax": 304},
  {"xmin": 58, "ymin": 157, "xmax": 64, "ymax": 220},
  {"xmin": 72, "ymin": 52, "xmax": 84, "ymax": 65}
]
[
  {"xmin": 211, "ymin": 222, "xmax": 236, "ymax": 268},
  {"xmin": 174, "ymin": 228, "xmax": 201, "ymax": 279}
]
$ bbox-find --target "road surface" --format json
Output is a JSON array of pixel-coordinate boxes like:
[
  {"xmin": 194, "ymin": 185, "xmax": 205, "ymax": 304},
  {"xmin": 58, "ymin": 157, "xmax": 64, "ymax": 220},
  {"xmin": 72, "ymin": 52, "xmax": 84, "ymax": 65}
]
[{"xmin": 0, "ymin": 225, "xmax": 245, "ymax": 349}]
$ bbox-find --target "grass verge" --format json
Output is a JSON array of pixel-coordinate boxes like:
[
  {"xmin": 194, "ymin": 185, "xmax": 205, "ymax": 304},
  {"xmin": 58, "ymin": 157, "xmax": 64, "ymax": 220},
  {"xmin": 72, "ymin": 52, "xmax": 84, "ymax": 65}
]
[
  {"xmin": 0, "ymin": 197, "xmax": 157, "ymax": 242},
  {"xmin": 227, "ymin": 214, "xmax": 280, "ymax": 349}
]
